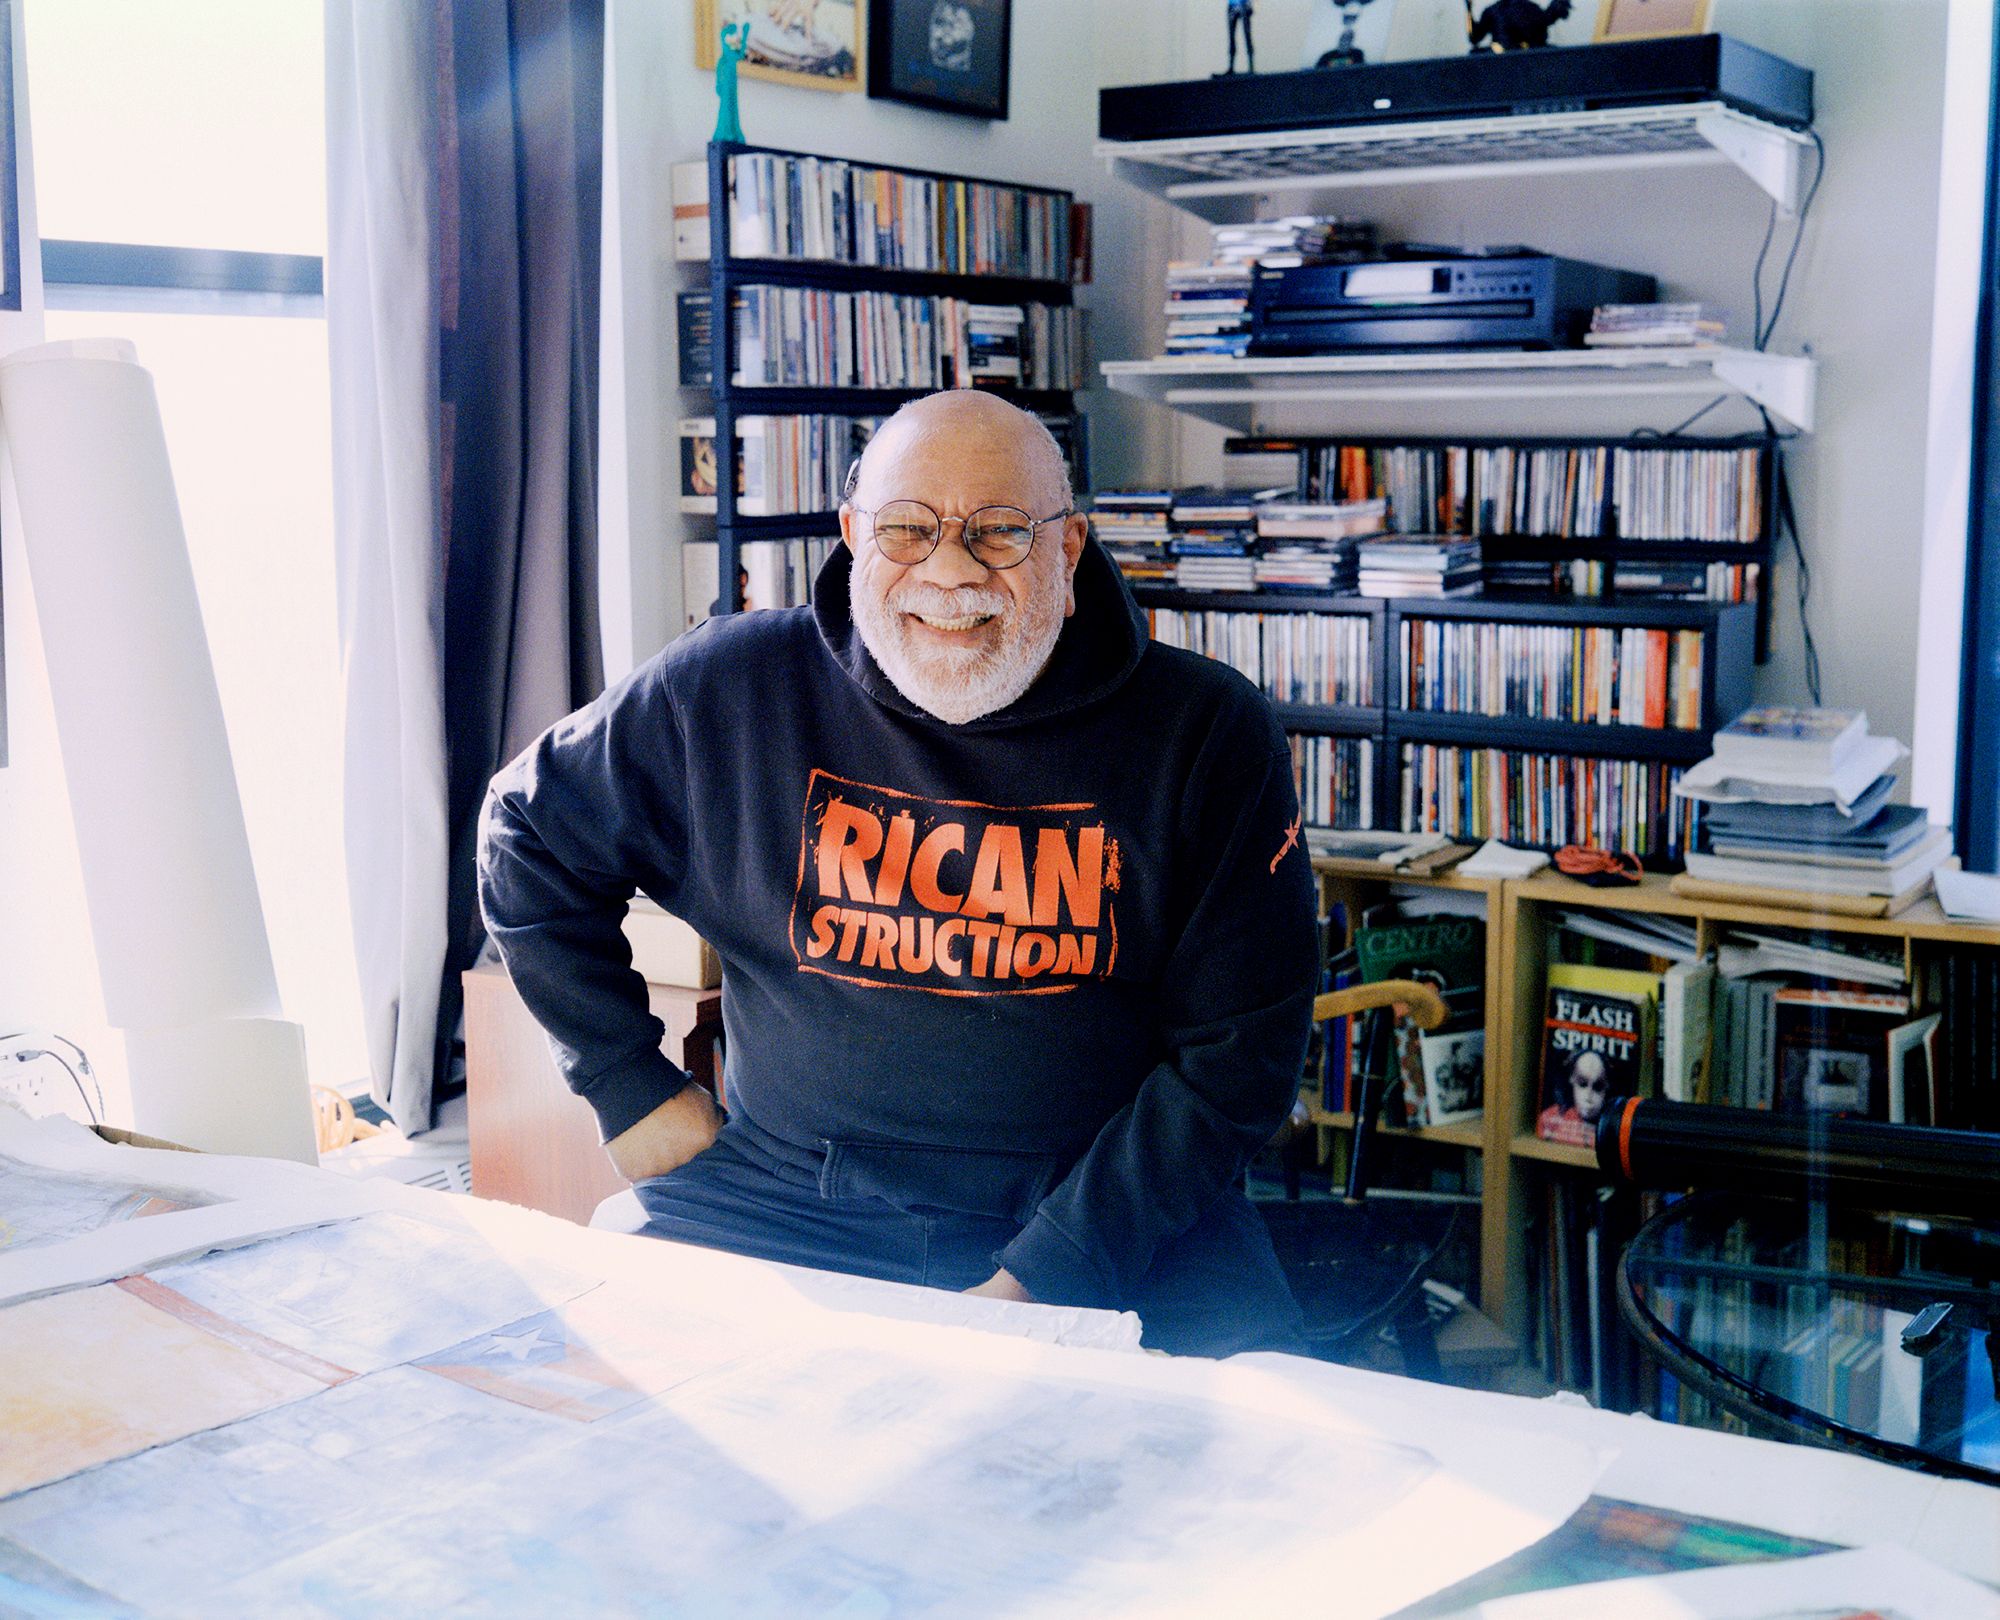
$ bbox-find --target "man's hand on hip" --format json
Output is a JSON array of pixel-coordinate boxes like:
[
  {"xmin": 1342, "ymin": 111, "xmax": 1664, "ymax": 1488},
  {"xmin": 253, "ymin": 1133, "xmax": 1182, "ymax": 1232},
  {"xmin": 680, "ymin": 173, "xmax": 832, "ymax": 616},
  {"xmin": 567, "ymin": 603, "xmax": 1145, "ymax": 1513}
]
[{"xmin": 605, "ymin": 1085, "xmax": 722, "ymax": 1183}]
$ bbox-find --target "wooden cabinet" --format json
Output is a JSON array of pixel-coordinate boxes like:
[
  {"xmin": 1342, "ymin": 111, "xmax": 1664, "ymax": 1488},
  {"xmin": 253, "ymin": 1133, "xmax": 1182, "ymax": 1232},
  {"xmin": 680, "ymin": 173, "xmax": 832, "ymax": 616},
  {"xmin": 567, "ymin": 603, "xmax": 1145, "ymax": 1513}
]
[
  {"xmin": 463, "ymin": 962, "xmax": 722, "ymax": 1225},
  {"xmin": 1307, "ymin": 858, "xmax": 2000, "ymax": 1343}
]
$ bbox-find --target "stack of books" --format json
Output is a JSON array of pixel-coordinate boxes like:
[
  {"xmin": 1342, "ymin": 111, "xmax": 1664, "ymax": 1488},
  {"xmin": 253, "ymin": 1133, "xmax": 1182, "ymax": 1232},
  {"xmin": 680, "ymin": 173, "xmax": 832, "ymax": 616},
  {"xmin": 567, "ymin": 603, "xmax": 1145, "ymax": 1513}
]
[
  {"xmin": 1356, "ymin": 536, "xmax": 1481, "ymax": 598},
  {"xmin": 1164, "ymin": 262, "xmax": 1253, "ymax": 357},
  {"xmin": 1585, "ymin": 302, "xmax": 1728, "ymax": 348},
  {"xmin": 1251, "ymin": 496, "xmax": 1382, "ymax": 592},
  {"xmin": 1089, "ymin": 491, "xmax": 1174, "ymax": 583},
  {"xmin": 1676, "ymin": 709, "xmax": 1951, "ymax": 903},
  {"xmin": 1170, "ymin": 488, "xmax": 1259, "ymax": 591}
]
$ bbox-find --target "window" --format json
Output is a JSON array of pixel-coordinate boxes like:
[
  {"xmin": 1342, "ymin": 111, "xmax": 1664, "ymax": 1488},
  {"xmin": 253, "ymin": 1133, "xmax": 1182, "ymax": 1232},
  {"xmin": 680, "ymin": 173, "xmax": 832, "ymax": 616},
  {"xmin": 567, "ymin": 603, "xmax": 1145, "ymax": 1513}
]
[{"xmin": 28, "ymin": 2, "xmax": 366, "ymax": 1092}]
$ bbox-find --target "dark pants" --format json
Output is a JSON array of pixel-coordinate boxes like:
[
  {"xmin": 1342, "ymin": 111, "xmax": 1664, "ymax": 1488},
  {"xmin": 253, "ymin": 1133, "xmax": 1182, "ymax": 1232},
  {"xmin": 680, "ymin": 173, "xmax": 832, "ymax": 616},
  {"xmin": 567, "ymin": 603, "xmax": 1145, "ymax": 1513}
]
[{"xmin": 627, "ymin": 1123, "xmax": 1305, "ymax": 1359}]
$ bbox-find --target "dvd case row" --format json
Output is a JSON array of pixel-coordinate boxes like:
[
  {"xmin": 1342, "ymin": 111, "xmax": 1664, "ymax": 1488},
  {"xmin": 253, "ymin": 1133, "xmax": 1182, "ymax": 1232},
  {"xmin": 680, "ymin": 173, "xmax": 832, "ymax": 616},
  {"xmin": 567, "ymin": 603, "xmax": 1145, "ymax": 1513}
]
[
  {"xmin": 724, "ymin": 285, "xmax": 1082, "ymax": 391},
  {"xmin": 679, "ymin": 415, "xmax": 880, "ymax": 516},
  {"xmin": 1301, "ymin": 442, "xmax": 1767, "ymax": 545},
  {"xmin": 1146, "ymin": 608, "xmax": 1374, "ymax": 707},
  {"xmin": 721, "ymin": 152, "xmax": 1072, "ymax": 282},
  {"xmin": 683, "ymin": 536, "xmax": 838, "ymax": 631},
  {"xmin": 1486, "ymin": 557, "xmax": 1761, "ymax": 606},
  {"xmin": 1292, "ymin": 734, "xmax": 1374, "ymax": 830},
  {"xmin": 1400, "ymin": 619, "xmax": 1708, "ymax": 731},
  {"xmin": 1399, "ymin": 743, "xmax": 1698, "ymax": 860},
  {"xmin": 680, "ymin": 411, "xmax": 1088, "ymax": 517}
]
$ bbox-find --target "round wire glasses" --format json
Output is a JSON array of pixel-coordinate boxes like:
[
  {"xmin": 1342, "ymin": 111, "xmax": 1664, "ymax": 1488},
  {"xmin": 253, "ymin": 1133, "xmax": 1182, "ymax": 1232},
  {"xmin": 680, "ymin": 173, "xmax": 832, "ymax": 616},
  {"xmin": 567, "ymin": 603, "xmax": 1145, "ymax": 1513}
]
[{"xmin": 850, "ymin": 499, "xmax": 1072, "ymax": 570}]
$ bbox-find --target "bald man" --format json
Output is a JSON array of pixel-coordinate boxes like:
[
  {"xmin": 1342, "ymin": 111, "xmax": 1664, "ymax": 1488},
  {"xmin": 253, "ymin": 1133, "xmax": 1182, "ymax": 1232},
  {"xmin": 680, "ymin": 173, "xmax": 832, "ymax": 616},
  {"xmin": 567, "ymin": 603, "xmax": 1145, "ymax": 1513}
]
[{"xmin": 479, "ymin": 391, "xmax": 1317, "ymax": 1355}]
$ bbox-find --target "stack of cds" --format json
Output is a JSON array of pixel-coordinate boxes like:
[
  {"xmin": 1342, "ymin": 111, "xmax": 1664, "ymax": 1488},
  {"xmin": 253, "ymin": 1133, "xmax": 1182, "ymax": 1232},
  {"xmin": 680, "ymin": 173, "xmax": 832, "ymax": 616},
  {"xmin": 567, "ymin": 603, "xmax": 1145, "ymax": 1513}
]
[
  {"xmin": 1585, "ymin": 302, "xmax": 1727, "ymax": 348},
  {"xmin": 1165, "ymin": 218, "xmax": 1374, "ymax": 359},
  {"xmin": 1089, "ymin": 491, "xmax": 1175, "ymax": 583},
  {"xmin": 1356, "ymin": 536, "xmax": 1482, "ymax": 598},
  {"xmin": 1170, "ymin": 488, "xmax": 1259, "ymax": 591},
  {"xmin": 1255, "ymin": 542, "xmax": 1357, "ymax": 593},
  {"xmin": 1164, "ymin": 262, "xmax": 1253, "ymax": 357},
  {"xmin": 965, "ymin": 304, "xmax": 1025, "ymax": 385},
  {"xmin": 1210, "ymin": 216, "xmax": 1376, "ymax": 269},
  {"xmin": 1251, "ymin": 496, "xmax": 1384, "ymax": 592}
]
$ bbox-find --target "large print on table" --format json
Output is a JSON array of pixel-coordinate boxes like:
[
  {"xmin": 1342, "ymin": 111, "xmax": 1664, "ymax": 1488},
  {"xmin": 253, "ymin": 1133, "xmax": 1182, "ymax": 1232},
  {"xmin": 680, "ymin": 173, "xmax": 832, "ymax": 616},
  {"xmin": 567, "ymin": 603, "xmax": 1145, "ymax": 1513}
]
[{"xmin": 869, "ymin": 0, "xmax": 1011, "ymax": 120}]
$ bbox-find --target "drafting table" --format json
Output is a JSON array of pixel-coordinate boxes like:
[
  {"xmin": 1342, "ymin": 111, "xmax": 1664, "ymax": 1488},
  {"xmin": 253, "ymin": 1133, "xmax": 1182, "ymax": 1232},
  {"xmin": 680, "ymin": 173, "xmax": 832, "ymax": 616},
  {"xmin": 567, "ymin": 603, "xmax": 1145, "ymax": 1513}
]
[{"xmin": 1, "ymin": 1110, "xmax": 1995, "ymax": 1618}]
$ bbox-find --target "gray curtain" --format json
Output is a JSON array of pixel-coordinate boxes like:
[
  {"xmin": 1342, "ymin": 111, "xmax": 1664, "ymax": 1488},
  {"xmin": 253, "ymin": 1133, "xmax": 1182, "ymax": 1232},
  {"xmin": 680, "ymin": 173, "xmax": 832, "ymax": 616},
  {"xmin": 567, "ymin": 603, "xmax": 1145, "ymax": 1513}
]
[{"xmin": 328, "ymin": 0, "xmax": 605, "ymax": 1135}]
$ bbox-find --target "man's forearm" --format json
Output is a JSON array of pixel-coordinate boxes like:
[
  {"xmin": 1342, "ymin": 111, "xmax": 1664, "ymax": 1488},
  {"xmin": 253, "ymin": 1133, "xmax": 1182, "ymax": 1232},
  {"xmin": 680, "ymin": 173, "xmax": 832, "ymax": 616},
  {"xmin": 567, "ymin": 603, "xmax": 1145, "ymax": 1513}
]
[{"xmin": 998, "ymin": 989, "xmax": 1311, "ymax": 1307}]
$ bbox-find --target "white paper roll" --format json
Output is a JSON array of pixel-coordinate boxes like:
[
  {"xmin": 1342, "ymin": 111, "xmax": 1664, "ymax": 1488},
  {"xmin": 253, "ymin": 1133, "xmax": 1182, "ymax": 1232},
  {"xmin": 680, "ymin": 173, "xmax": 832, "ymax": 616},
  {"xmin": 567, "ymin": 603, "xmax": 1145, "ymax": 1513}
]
[{"xmin": 0, "ymin": 338, "xmax": 282, "ymax": 1028}]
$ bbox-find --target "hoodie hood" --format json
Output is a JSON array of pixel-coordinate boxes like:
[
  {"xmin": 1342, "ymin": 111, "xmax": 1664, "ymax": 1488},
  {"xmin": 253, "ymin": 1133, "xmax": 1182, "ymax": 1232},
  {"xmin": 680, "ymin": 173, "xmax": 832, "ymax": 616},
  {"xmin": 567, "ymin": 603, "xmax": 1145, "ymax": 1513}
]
[{"xmin": 812, "ymin": 535, "xmax": 1148, "ymax": 731}]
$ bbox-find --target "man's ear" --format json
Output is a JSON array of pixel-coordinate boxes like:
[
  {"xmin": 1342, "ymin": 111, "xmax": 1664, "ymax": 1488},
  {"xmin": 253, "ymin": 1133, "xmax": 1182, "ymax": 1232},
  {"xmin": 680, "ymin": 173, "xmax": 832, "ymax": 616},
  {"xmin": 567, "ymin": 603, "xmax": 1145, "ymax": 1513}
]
[
  {"xmin": 1060, "ymin": 512, "xmax": 1087, "ymax": 617},
  {"xmin": 839, "ymin": 504, "xmax": 858, "ymax": 555}
]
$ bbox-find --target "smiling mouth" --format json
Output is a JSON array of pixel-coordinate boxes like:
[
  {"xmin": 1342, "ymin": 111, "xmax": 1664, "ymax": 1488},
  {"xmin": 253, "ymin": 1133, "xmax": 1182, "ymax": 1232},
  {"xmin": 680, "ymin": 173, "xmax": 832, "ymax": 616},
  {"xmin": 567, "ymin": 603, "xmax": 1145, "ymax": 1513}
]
[{"xmin": 907, "ymin": 611, "xmax": 997, "ymax": 632}]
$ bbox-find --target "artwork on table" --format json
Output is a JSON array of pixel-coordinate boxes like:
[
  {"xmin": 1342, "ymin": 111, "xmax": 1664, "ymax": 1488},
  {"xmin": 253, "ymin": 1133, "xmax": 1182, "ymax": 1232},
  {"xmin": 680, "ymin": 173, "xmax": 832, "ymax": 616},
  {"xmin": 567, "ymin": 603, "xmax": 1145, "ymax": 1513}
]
[
  {"xmin": 695, "ymin": 0, "xmax": 865, "ymax": 94},
  {"xmin": 868, "ymin": 0, "xmax": 1011, "ymax": 120},
  {"xmin": 0, "ymin": 1162, "xmax": 206, "ymax": 1255},
  {"xmin": 1593, "ymin": 0, "xmax": 1712, "ymax": 42},
  {"xmin": 1303, "ymin": 0, "xmax": 1399, "ymax": 70}
]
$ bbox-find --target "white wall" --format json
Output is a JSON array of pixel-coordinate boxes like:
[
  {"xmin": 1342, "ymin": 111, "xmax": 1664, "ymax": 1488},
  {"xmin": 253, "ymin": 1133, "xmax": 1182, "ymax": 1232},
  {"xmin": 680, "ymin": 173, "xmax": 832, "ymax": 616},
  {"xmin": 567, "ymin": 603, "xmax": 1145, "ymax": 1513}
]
[{"xmin": 598, "ymin": 0, "xmax": 1178, "ymax": 674}]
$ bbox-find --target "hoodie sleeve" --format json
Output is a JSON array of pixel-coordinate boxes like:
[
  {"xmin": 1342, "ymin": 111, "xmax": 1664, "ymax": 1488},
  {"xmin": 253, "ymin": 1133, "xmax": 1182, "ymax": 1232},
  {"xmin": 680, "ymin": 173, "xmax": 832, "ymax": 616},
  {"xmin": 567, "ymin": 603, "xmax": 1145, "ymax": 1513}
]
[
  {"xmin": 476, "ymin": 658, "xmax": 697, "ymax": 1143},
  {"xmin": 999, "ymin": 710, "xmax": 1318, "ymax": 1308}
]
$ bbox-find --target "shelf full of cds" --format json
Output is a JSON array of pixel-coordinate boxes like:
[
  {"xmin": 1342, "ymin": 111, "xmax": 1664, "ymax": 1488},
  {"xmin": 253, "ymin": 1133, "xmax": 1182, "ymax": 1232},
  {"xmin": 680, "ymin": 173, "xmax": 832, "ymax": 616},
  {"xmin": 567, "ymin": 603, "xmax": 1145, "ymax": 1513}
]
[
  {"xmin": 689, "ymin": 140, "xmax": 1080, "ymax": 615},
  {"xmin": 1226, "ymin": 431, "xmax": 1781, "ymax": 660},
  {"xmin": 1122, "ymin": 574, "xmax": 1753, "ymax": 858}
]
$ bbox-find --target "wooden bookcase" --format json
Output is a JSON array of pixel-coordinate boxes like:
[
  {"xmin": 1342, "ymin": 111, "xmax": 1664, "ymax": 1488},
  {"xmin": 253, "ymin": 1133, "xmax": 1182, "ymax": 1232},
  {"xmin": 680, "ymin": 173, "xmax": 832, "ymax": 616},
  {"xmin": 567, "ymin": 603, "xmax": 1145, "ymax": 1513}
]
[
  {"xmin": 1306, "ymin": 859, "xmax": 2000, "ymax": 1362},
  {"xmin": 697, "ymin": 139, "xmax": 1079, "ymax": 613}
]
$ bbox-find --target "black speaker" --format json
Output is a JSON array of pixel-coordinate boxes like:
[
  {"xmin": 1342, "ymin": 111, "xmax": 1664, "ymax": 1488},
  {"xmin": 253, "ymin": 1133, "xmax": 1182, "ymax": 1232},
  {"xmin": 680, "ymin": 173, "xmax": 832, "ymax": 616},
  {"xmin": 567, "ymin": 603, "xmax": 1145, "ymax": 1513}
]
[{"xmin": 1099, "ymin": 37, "xmax": 1812, "ymax": 145}]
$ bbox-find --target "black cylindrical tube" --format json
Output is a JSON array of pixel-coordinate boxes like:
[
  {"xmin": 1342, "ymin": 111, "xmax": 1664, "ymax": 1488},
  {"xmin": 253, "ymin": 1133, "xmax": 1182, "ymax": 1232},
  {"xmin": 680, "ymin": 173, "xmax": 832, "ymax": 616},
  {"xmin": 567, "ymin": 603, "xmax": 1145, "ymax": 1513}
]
[{"xmin": 1596, "ymin": 1099, "xmax": 2000, "ymax": 1219}]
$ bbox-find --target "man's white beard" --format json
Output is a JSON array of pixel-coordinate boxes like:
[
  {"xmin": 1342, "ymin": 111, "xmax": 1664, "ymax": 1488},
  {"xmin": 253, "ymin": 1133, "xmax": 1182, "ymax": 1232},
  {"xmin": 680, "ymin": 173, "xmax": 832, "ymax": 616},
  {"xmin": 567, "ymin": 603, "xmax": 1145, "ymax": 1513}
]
[{"xmin": 851, "ymin": 573, "xmax": 1065, "ymax": 725}]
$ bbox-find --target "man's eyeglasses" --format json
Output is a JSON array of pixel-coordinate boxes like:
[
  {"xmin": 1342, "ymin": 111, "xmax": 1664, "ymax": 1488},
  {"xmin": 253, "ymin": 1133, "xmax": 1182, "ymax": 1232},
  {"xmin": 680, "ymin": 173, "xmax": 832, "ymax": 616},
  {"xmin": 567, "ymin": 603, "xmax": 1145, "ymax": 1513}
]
[{"xmin": 851, "ymin": 499, "xmax": 1072, "ymax": 570}]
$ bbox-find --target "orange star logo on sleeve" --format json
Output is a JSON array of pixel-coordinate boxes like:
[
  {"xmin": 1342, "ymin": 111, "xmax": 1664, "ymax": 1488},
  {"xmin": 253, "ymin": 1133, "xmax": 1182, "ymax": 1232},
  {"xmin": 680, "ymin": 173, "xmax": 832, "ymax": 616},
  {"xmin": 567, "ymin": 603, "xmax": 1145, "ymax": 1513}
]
[{"xmin": 1269, "ymin": 814, "xmax": 1302, "ymax": 875}]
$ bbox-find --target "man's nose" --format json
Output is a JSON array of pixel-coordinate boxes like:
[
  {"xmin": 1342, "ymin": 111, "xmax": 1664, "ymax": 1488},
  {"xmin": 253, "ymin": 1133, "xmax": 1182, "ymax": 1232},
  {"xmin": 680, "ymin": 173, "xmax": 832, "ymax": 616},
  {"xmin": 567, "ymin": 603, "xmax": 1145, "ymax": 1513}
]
[{"xmin": 909, "ymin": 520, "xmax": 993, "ymax": 587}]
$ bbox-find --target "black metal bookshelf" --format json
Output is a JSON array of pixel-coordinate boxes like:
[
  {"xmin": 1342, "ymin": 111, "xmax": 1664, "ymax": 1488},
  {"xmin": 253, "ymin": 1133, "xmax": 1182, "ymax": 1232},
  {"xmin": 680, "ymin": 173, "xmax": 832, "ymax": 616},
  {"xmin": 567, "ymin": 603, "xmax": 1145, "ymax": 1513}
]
[
  {"xmin": 1229, "ymin": 431, "xmax": 1782, "ymax": 660},
  {"xmin": 697, "ymin": 140, "xmax": 1079, "ymax": 613},
  {"xmin": 1126, "ymin": 579, "xmax": 1755, "ymax": 857}
]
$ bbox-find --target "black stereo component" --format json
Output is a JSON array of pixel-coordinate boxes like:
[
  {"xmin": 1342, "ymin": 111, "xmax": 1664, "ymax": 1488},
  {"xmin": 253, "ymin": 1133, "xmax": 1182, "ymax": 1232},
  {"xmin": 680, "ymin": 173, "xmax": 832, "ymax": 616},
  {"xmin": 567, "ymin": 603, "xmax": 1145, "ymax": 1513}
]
[
  {"xmin": 1100, "ymin": 37, "xmax": 1812, "ymax": 144},
  {"xmin": 1248, "ymin": 253, "xmax": 1657, "ymax": 353}
]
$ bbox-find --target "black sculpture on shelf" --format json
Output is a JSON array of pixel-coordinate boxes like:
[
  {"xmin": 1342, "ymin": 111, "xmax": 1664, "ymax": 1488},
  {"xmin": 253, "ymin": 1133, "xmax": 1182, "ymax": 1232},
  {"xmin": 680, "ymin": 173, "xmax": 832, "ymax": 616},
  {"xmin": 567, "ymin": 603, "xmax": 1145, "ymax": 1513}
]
[
  {"xmin": 1464, "ymin": 0, "xmax": 1572, "ymax": 52},
  {"xmin": 1315, "ymin": 0, "xmax": 1384, "ymax": 69},
  {"xmin": 1226, "ymin": 0, "xmax": 1255, "ymax": 74}
]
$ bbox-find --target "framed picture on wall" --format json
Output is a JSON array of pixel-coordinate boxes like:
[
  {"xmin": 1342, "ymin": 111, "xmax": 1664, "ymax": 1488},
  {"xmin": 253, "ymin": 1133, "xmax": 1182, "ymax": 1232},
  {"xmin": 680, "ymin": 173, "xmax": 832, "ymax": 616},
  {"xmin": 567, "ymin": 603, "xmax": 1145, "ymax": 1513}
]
[
  {"xmin": 1594, "ymin": 0, "xmax": 1713, "ymax": 42},
  {"xmin": 694, "ymin": 0, "xmax": 866, "ymax": 94},
  {"xmin": 868, "ymin": 0, "xmax": 1011, "ymax": 120}
]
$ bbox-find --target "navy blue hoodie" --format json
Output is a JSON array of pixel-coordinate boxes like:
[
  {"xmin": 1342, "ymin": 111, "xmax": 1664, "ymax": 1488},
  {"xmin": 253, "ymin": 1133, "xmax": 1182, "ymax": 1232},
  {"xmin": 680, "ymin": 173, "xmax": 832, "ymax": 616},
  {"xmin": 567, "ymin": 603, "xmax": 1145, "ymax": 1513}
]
[{"xmin": 477, "ymin": 539, "xmax": 1317, "ymax": 1308}]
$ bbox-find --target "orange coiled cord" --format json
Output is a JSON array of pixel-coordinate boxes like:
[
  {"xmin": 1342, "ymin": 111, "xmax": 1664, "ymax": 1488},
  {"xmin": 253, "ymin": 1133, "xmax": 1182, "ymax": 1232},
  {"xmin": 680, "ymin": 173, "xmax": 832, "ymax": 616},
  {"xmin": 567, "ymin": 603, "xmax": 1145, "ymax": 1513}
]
[{"xmin": 1552, "ymin": 845, "xmax": 1643, "ymax": 883}]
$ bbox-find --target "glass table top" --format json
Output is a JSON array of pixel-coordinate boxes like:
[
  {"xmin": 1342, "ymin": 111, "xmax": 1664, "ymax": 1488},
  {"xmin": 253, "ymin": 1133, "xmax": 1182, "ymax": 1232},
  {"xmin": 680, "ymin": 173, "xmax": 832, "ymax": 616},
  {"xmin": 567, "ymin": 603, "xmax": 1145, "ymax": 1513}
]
[{"xmin": 1620, "ymin": 1191, "xmax": 2000, "ymax": 1486}]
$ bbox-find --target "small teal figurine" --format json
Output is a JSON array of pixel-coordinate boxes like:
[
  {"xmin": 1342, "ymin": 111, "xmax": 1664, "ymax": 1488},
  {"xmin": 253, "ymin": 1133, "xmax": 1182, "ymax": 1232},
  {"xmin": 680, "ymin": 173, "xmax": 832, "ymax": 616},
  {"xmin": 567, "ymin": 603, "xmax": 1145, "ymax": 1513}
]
[{"xmin": 714, "ymin": 21, "xmax": 748, "ymax": 144}]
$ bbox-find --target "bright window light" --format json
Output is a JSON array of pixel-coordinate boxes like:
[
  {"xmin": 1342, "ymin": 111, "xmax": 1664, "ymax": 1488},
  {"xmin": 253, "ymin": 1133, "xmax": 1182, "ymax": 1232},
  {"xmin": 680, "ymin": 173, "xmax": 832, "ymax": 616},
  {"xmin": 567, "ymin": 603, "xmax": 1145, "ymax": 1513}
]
[{"xmin": 25, "ymin": 0, "xmax": 326, "ymax": 255}]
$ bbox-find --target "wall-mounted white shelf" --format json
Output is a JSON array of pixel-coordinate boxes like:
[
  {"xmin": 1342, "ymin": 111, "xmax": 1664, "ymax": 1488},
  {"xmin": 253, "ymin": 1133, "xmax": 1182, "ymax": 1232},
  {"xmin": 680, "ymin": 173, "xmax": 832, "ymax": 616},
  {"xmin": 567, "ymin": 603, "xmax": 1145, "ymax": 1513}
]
[
  {"xmin": 1100, "ymin": 346, "xmax": 1816, "ymax": 434},
  {"xmin": 1097, "ymin": 102, "xmax": 1814, "ymax": 221}
]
